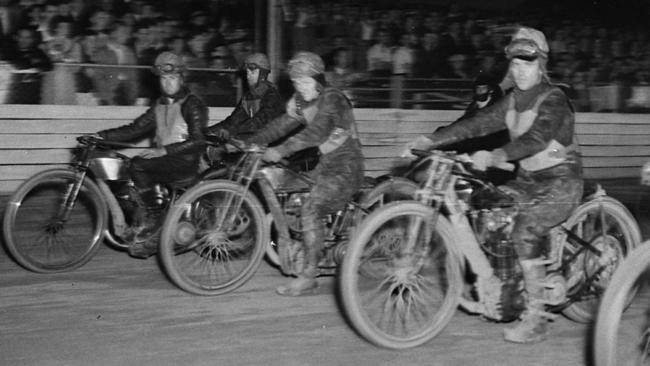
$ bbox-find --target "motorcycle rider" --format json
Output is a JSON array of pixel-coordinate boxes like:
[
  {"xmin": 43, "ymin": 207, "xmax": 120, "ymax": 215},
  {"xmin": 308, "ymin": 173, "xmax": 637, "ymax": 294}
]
[
  {"xmin": 207, "ymin": 53, "xmax": 284, "ymax": 141},
  {"xmin": 247, "ymin": 51, "xmax": 364, "ymax": 296},
  {"xmin": 407, "ymin": 27, "xmax": 583, "ymax": 343},
  {"xmin": 97, "ymin": 51, "xmax": 208, "ymax": 258}
]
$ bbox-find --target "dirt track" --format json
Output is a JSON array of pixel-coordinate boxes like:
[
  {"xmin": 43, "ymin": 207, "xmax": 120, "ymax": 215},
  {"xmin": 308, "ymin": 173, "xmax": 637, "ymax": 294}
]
[{"xmin": 1, "ymin": 181, "xmax": 649, "ymax": 366}]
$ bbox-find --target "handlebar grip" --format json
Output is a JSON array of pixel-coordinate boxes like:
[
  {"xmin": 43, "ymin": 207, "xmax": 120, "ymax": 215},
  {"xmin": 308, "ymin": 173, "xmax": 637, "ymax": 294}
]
[{"xmin": 411, "ymin": 148, "xmax": 430, "ymax": 157}]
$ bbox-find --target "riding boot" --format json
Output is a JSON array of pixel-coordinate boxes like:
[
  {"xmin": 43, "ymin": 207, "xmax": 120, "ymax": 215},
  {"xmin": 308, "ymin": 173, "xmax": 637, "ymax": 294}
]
[
  {"xmin": 276, "ymin": 228, "xmax": 322, "ymax": 296},
  {"xmin": 126, "ymin": 188, "xmax": 161, "ymax": 259},
  {"xmin": 503, "ymin": 258, "xmax": 550, "ymax": 343}
]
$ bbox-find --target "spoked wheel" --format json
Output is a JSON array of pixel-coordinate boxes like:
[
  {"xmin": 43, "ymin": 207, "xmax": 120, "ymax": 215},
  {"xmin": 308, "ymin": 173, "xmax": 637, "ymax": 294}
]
[
  {"xmin": 340, "ymin": 201, "xmax": 463, "ymax": 349},
  {"xmin": 358, "ymin": 177, "xmax": 418, "ymax": 212},
  {"xmin": 160, "ymin": 180, "xmax": 268, "ymax": 295},
  {"xmin": 560, "ymin": 196, "xmax": 642, "ymax": 322},
  {"xmin": 2, "ymin": 169, "xmax": 107, "ymax": 273},
  {"xmin": 594, "ymin": 242, "xmax": 650, "ymax": 366}
]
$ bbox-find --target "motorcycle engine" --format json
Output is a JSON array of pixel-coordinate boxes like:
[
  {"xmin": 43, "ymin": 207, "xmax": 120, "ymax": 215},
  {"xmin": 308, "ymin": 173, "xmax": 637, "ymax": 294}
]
[{"xmin": 283, "ymin": 192, "xmax": 308, "ymax": 232}]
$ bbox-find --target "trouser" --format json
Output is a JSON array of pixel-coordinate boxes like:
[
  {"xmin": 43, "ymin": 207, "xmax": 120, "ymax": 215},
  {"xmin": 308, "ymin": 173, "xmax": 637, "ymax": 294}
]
[
  {"xmin": 505, "ymin": 163, "xmax": 583, "ymax": 260},
  {"xmin": 129, "ymin": 154, "xmax": 199, "ymax": 191},
  {"xmin": 300, "ymin": 154, "xmax": 363, "ymax": 271}
]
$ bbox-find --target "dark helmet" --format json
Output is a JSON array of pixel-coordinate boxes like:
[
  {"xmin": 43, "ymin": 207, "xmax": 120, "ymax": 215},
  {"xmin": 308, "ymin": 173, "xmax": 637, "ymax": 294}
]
[
  {"xmin": 152, "ymin": 51, "xmax": 187, "ymax": 76},
  {"xmin": 244, "ymin": 53, "xmax": 270, "ymax": 71}
]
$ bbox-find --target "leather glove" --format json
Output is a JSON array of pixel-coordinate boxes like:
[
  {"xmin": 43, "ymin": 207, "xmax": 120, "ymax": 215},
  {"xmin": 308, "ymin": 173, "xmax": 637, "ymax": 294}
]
[
  {"xmin": 400, "ymin": 135, "xmax": 435, "ymax": 158},
  {"xmin": 262, "ymin": 147, "xmax": 283, "ymax": 163},
  {"xmin": 206, "ymin": 145, "xmax": 226, "ymax": 162}
]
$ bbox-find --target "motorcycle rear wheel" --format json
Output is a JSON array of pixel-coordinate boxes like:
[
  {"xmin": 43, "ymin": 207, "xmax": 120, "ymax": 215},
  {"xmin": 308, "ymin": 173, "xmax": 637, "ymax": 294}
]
[
  {"xmin": 2, "ymin": 169, "xmax": 106, "ymax": 273},
  {"xmin": 594, "ymin": 241, "xmax": 650, "ymax": 366},
  {"xmin": 340, "ymin": 201, "xmax": 463, "ymax": 349},
  {"xmin": 561, "ymin": 196, "xmax": 642, "ymax": 322},
  {"xmin": 160, "ymin": 180, "xmax": 267, "ymax": 296}
]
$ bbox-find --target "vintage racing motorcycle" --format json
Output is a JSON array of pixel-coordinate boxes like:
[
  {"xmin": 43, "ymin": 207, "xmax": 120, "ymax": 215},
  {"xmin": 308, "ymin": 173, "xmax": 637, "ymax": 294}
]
[
  {"xmin": 158, "ymin": 140, "xmax": 415, "ymax": 296},
  {"xmin": 339, "ymin": 149, "xmax": 642, "ymax": 349},
  {"xmin": 2, "ymin": 135, "xmax": 226, "ymax": 273}
]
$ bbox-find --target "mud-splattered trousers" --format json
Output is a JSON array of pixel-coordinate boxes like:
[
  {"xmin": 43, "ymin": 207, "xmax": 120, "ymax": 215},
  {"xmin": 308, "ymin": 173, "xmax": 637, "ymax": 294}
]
[
  {"xmin": 428, "ymin": 82, "xmax": 583, "ymax": 260},
  {"xmin": 248, "ymin": 88, "xmax": 364, "ymax": 270}
]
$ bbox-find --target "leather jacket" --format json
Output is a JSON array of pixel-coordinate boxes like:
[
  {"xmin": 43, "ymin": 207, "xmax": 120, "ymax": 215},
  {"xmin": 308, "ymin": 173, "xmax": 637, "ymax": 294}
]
[{"xmin": 98, "ymin": 87, "xmax": 208, "ymax": 159}]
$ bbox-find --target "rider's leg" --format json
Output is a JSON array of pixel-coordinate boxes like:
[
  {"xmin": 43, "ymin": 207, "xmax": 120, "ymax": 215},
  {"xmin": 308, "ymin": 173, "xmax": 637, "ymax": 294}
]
[
  {"xmin": 276, "ymin": 202, "xmax": 323, "ymax": 296},
  {"xmin": 276, "ymin": 167, "xmax": 359, "ymax": 296},
  {"xmin": 126, "ymin": 155, "xmax": 198, "ymax": 258},
  {"xmin": 503, "ymin": 172, "xmax": 583, "ymax": 343}
]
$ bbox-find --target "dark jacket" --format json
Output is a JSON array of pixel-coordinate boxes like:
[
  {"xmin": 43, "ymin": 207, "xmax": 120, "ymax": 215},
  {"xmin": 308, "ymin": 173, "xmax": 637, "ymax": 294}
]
[
  {"xmin": 98, "ymin": 87, "xmax": 208, "ymax": 160},
  {"xmin": 208, "ymin": 80, "xmax": 284, "ymax": 139}
]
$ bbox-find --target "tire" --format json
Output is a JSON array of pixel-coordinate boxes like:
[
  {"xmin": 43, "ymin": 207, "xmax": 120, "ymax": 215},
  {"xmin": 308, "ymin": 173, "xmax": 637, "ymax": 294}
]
[
  {"xmin": 159, "ymin": 180, "xmax": 268, "ymax": 296},
  {"xmin": 594, "ymin": 241, "xmax": 650, "ymax": 366},
  {"xmin": 2, "ymin": 169, "xmax": 107, "ymax": 273},
  {"xmin": 561, "ymin": 196, "xmax": 642, "ymax": 323},
  {"xmin": 340, "ymin": 201, "xmax": 463, "ymax": 349}
]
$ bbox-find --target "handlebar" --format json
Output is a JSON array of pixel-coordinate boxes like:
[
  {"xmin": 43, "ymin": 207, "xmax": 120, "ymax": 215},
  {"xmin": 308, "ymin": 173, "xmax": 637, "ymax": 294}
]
[
  {"xmin": 77, "ymin": 135, "xmax": 137, "ymax": 149},
  {"xmin": 410, "ymin": 148, "xmax": 515, "ymax": 172}
]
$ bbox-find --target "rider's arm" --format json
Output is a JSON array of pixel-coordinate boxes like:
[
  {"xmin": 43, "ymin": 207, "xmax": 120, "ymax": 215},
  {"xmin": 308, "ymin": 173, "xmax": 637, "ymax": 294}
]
[
  {"xmin": 428, "ymin": 97, "xmax": 509, "ymax": 149},
  {"xmin": 207, "ymin": 98, "xmax": 246, "ymax": 134},
  {"xmin": 164, "ymin": 94, "xmax": 208, "ymax": 155},
  {"xmin": 272, "ymin": 90, "xmax": 346, "ymax": 157},
  {"xmin": 499, "ymin": 89, "xmax": 573, "ymax": 161},
  {"xmin": 97, "ymin": 107, "xmax": 156, "ymax": 142},
  {"xmin": 246, "ymin": 97, "xmax": 303, "ymax": 146}
]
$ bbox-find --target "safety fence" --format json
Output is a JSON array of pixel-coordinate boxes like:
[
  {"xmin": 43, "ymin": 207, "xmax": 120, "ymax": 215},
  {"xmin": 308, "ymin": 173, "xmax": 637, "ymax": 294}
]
[
  {"xmin": 1, "ymin": 62, "xmax": 649, "ymax": 112},
  {"xmin": 0, "ymin": 104, "xmax": 648, "ymax": 194}
]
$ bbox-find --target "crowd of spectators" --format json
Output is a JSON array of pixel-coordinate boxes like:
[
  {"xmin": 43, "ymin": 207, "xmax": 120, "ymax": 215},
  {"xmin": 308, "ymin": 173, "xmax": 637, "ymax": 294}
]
[
  {"xmin": 0, "ymin": 0, "xmax": 648, "ymax": 111},
  {"xmin": 0, "ymin": 0, "xmax": 253, "ymax": 105}
]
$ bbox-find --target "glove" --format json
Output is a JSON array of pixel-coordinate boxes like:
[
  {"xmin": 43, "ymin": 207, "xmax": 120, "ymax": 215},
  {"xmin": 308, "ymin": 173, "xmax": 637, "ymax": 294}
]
[
  {"xmin": 212, "ymin": 128, "xmax": 230, "ymax": 141},
  {"xmin": 470, "ymin": 149, "xmax": 508, "ymax": 171},
  {"xmin": 262, "ymin": 147, "xmax": 283, "ymax": 163},
  {"xmin": 206, "ymin": 145, "xmax": 226, "ymax": 162},
  {"xmin": 400, "ymin": 135, "xmax": 435, "ymax": 158}
]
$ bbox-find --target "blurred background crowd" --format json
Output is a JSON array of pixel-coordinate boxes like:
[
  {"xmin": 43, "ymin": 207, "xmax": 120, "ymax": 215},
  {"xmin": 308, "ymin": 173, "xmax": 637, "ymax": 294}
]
[{"xmin": 0, "ymin": 0, "xmax": 648, "ymax": 111}]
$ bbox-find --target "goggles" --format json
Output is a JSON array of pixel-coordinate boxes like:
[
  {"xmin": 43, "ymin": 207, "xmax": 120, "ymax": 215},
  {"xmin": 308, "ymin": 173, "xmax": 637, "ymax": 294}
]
[
  {"xmin": 152, "ymin": 63, "xmax": 184, "ymax": 75},
  {"xmin": 244, "ymin": 63, "xmax": 260, "ymax": 71},
  {"xmin": 504, "ymin": 38, "xmax": 547, "ymax": 61}
]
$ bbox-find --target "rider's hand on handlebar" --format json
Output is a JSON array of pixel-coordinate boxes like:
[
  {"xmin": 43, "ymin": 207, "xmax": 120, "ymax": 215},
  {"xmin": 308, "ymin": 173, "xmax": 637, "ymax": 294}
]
[
  {"xmin": 262, "ymin": 147, "xmax": 283, "ymax": 163},
  {"xmin": 400, "ymin": 135, "xmax": 435, "ymax": 158},
  {"xmin": 470, "ymin": 149, "xmax": 514, "ymax": 171}
]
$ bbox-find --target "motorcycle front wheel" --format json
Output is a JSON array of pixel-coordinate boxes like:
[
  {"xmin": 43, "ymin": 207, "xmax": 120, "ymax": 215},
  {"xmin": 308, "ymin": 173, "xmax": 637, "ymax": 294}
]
[
  {"xmin": 159, "ymin": 180, "xmax": 268, "ymax": 296},
  {"xmin": 561, "ymin": 196, "xmax": 642, "ymax": 323},
  {"xmin": 594, "ymin": 241, "xmax": 650, "ymax": 366},
  {"xmin": 340, "ymin": 201, "xmax": 463, "ymax": 349},
  {"xmin": 2, "ymin": 169, "xmax": 107, "ymax": 273}
]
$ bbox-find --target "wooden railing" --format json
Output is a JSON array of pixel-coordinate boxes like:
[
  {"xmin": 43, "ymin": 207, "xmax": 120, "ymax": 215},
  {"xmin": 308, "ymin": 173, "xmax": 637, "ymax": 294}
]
[{"xmin": 0, "ymin": 104, "xmax": 648, "ymax": 193}]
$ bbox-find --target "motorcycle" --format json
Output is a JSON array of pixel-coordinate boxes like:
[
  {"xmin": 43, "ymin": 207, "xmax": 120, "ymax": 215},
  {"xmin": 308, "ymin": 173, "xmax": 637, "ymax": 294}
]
[
  {"xmin": 593, "ymin": 162, "xmax": 650, "ymax": 366},
  {"xmin": 339, "ymin": 149, "xmax": 642, "ymax": 349},
  {"xmin": 158, "ymin": 140, "xmax": 416, "ymax": 296},
  {"xmin": 2, "ymin": 135, "xmax": 223, "ymax": 273}
]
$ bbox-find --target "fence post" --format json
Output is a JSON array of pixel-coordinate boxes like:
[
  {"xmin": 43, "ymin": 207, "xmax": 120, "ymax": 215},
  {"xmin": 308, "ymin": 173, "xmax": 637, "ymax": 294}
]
[{"xmin": 390, "ymin": 75, "xmax": 403, "ymax": 109}]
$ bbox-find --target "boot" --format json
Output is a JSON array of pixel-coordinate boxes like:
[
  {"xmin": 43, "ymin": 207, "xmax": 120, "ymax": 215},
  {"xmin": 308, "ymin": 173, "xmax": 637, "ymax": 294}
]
[
  {"xmin": 276, "ymin": 265, "xmax": 319, "ymax": 296},
  {"xmin": 125, "ymin": 187, "xmax": 161, "ymax": 259},
  {"xmin": 503, "ymin": 258, "xmax": 550, "ymax": 343}
]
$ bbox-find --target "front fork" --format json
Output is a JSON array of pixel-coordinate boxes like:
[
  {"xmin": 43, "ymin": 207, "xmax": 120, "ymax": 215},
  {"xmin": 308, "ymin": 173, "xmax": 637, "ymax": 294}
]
[{"xmin": 55, "ymin": 168, "xmax": 90, "ymax": 225}]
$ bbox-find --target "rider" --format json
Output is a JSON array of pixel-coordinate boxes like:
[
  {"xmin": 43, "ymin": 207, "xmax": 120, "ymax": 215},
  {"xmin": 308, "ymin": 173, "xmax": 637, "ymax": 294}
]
[
  {"xmin": 207, "ymin": 52, "xmax": 285, "ymax": 141},
  {"xmin": 408, "ymin": 27, "xmax": 583, "ymax": 343},
  {"xmin": 247, "ymin": 51, "xmax": 364, "ymax": 296},
  {"xmin": 97, "ymin": 51, "xmax": 208, "ymax": 258}
]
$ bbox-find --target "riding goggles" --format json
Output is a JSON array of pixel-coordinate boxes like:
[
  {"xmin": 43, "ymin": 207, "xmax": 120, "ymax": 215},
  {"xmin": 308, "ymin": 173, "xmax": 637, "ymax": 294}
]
[
  {"xmin": 152, "ymin": 63, "xmax": 185, "ymax": 75},
  {"xmin": 504, "ymin": 38, "xmax": 548, "ymax": 61}
]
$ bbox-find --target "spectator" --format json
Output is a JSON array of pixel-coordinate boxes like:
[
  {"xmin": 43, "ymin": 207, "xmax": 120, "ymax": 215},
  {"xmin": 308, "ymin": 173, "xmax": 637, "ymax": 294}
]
[
  {"xmin": 41, "ymin": 14, "xmax": 81, "ymax": 104},
  {"xmin": 392, "ymin": 33, "xmax": 416, "ymax": 76},
  {"xmin": 325, "ymin": 46, "xmax": 367, "ymax": 102},
  {"xmin": 6, "ymin": 26, "xmax": 52, "ymax": 104},
  {"xmin": 107, "ymin": 20, "xmax": 138, "ymax": 105},
  {"xmin": 444, "ymin": 53, "xmax": 471, "ymax": 79},
  {"xmin": 366, "ymin": 28, "xmax": 392, "ymax": 77},
  {"xmin": 413, "ymin": 32, "xmax": 445, "ymax": 78}
]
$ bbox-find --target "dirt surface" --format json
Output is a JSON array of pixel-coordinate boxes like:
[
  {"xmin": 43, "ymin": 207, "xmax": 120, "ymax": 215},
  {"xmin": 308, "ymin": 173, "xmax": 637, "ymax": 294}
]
[{"xmin": 1, "ymin": 179, "xmax": 649, "ymax": 366}]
